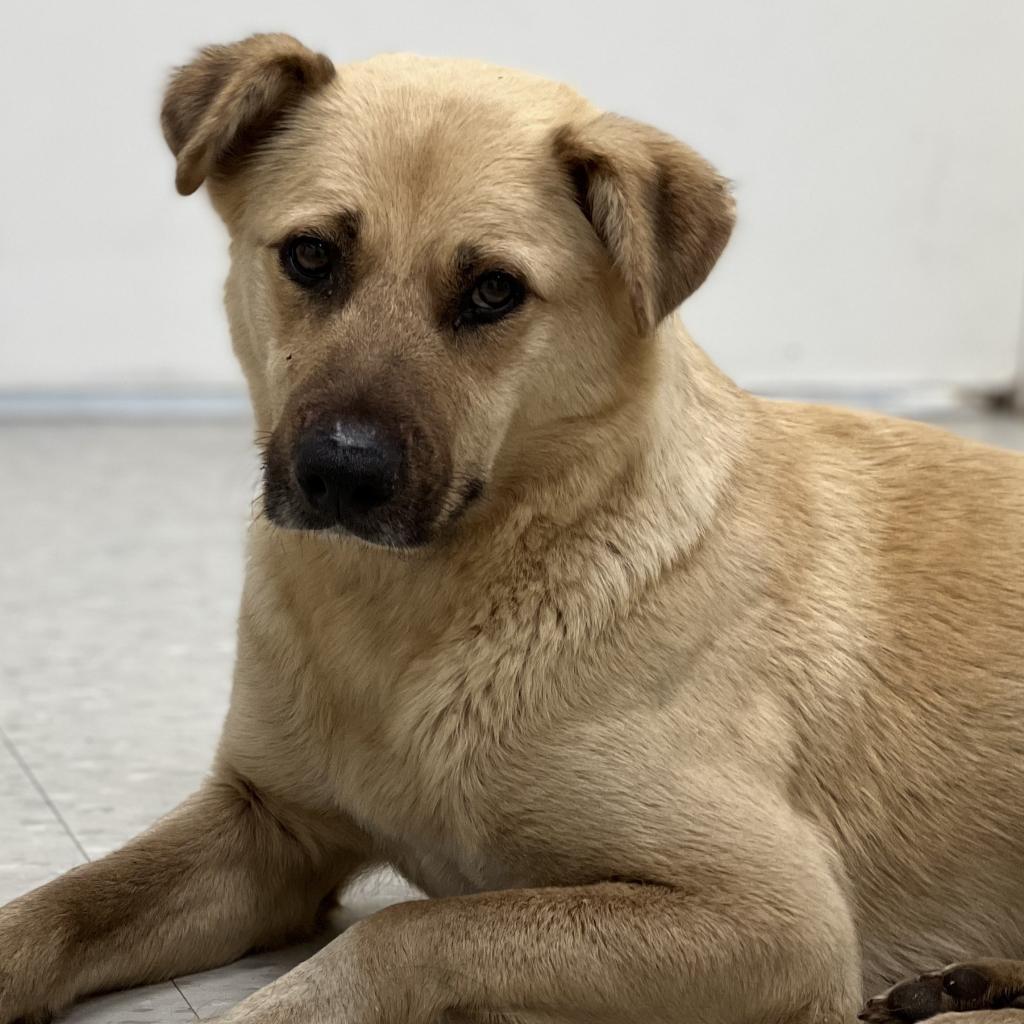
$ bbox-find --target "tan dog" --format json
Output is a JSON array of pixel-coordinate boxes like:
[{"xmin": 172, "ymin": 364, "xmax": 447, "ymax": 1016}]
[{"xmin": 1, "ymin": 32, "xmax": 1023, "ymax": 1024}]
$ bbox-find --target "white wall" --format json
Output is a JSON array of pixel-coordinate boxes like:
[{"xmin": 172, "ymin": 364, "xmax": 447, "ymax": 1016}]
[{"xmin": 1, "ymin": 0, "xmax": 1022, "ymax": 394}]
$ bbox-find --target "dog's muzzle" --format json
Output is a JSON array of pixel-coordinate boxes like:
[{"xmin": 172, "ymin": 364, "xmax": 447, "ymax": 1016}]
[{"xmin": 262, "ymin": 406, "xmax": 460, "ymax": 548}]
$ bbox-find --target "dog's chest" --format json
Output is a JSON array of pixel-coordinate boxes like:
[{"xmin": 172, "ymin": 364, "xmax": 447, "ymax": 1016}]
[
  {"xmin": 252, "ymin": 575, "xmax": 592, "ymax": 890},
  {"xmin": 337, "ymin": 625, "xmax": 573, "ymax": 889},
  {"xmin": 236, "ymin": 525, "xmax": 700, "ymax": 894}
]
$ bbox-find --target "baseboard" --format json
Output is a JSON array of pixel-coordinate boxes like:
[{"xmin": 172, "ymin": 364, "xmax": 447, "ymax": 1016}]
[{"xmin": 0, "ymin": 385, "xmax": 1007, "ymax": 421}]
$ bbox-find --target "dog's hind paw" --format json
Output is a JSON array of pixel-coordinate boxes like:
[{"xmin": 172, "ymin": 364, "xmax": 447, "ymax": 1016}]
[{"xmin": 860, "ymin": 960, "xmax": 1024, "ymax": 1022}]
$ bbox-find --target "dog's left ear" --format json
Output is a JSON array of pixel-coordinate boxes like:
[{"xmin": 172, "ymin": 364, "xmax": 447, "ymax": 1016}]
[
  {"xmin": 554, "ymin": 114, "xmax": 735, "ymax": 334},
  {"xmin": 161, "ymin": 33, "xmax": 335, "ymax": 197}
]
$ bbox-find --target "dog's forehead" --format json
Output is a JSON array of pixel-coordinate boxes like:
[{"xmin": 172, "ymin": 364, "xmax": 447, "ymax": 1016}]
[
  {"xmin": 252, "ymin": 54, "xmax": 592, "ymax": 251},
  {"xmin": 333, "ymin": 52, "xmax": 589, "ymax": 141}
]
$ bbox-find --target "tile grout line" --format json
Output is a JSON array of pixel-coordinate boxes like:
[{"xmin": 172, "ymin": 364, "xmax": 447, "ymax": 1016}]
[
  {"xmin": 0, "ymin": 724, "xmax": 201, "ymax": 1019},
  {"xmin": 171, "ymin": 979, "xmax": 201, "ymax": 1020},
  {"xmin": 0, "ymin": 723, "xmax": 89, "ymax": 863}
]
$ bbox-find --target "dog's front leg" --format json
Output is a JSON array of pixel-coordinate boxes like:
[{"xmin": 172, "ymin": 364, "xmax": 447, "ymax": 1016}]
[
  {"xmin": 0, "ymin": 771, "xmax": 368, "ymax": 1024},
  {"xmin": 212, "ymin": 852, "xmax": 861, "ymax": 1023}
]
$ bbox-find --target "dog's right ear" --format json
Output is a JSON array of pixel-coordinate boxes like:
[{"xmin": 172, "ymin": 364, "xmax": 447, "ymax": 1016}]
[{"xmin": 161, "ymin": 33, "xmax": 335, "ymax": 197}]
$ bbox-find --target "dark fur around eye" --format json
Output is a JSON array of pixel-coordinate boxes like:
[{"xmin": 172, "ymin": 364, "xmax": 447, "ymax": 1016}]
[{"xmin": 274, "ymin": 213, "xmax": 360, "ymax": 300}]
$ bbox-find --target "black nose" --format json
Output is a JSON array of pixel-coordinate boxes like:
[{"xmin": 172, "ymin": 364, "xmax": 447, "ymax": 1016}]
[{"xmin": 294, "ymin": 422, "xmax": 403, "ymax": 523}]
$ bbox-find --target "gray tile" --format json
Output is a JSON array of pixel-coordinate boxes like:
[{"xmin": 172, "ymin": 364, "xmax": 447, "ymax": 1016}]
[
  {"xmin": 0, "ymin": 422, "xmax": 255, "ymax": 855},
  {"xmin": 57, "ymin": 981, "xmax": 197, "ymax": 1023},
  {"xmin": 340, "ymin": 866, "xmax": 425, "ymax": 925},
  {"xmin": 176, "ymin": 938, "xmax": 331, "ymax": 1020},
  {"xmin": 0, "ymin": 732, "xmax": 84, "ymax": 902}
]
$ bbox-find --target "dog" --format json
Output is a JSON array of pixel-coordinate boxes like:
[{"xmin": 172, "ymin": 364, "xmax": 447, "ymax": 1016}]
[{"xmin": 1, "ymin": 32, "xmax": 1023, "ymax": 1024}]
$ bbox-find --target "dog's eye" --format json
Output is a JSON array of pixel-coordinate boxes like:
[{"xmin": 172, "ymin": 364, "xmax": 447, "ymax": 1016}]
[
  {"xmin": 459, "ymin": 271, "xmax": 525, "ymax": 327},
  {"xmin": 473, "ymin": 272, "xmax": 517, "ymax": 309},
  {"xmin": 281, "ymin": 235, "xmax": 335, "ymax": 284}
]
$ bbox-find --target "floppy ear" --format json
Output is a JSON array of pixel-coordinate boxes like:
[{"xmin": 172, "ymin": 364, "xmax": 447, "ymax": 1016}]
[
  {"xmin": 554, "ymin": 114, "xmax": 735, "ymax": 334},
  {"xmin": 161, "ymin": 33, "xmax": 335, "ymax": 197}
]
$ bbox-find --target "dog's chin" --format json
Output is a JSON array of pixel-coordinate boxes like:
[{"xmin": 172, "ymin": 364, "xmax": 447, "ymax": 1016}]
[
  {"xmin": 261, "ymin": 474, "xmax": 486, "ymax": 553},
  {"xmin": 264, "ymin": 503, "xmax": 432, "ymax": 551}
]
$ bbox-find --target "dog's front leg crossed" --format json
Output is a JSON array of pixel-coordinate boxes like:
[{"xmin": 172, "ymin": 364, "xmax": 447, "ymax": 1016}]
[
  {"xmin": 215, "ymin": 838, "xmax": 862, "ymax": 1023},
  {"xmin": 0, "ymin": 771, "xmax": 369, "ymax": 1023}
]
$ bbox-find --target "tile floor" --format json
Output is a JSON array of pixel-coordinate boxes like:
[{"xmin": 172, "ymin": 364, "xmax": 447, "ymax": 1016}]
[{"xmin": 2, "ymin": 410, "xmax": 1023, "ymax": 1021}]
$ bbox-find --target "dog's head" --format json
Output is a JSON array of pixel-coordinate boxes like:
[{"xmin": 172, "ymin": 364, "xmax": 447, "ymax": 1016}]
[{"xmin": 163, "ymin": 34, "xmax": 734, "ymax": 549}]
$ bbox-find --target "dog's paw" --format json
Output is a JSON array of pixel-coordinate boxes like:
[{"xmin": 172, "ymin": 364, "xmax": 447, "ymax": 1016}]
[{"xmin": 860, "ymin": 960, "xmax": 1024, "ymax": 1022}]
